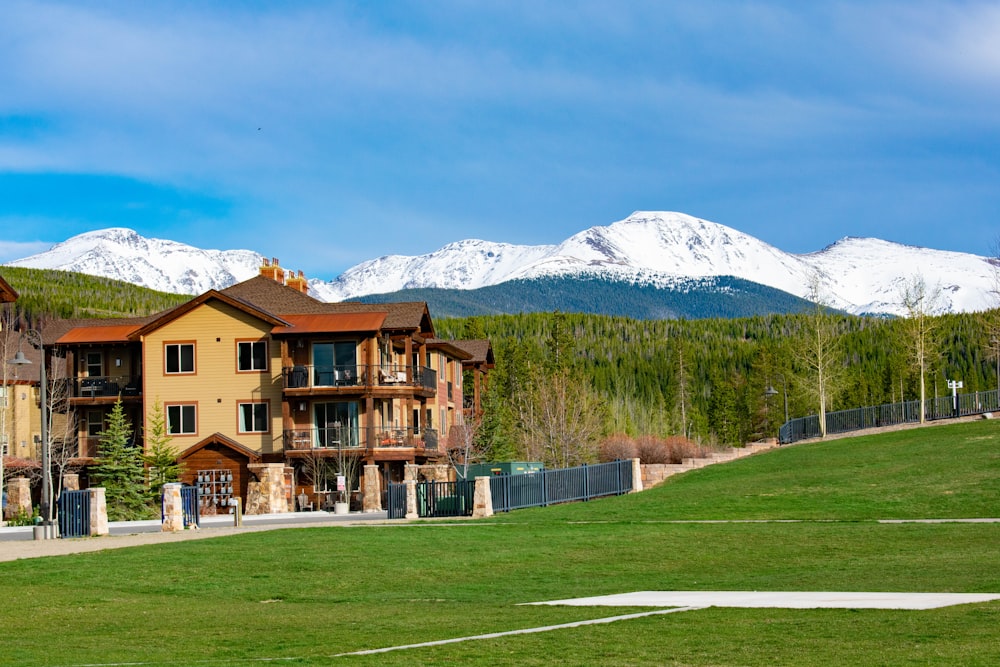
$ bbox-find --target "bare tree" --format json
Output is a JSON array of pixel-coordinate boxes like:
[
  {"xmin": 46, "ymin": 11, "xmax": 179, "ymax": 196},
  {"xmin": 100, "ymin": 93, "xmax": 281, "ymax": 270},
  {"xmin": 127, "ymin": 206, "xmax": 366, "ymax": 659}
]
[
  {"xmin": 899, "ymin": 274, "xmax": 943, "ymax": 423},
  {"xmin": 446, "ymin": 413, "xmax": 485, "ymax": 480},
  {"xmin": 796, "ymin": 275, "xmax": 843, "ymax": 437},
  {"xmin": 521, "ymin": 368, "xmax": 606, "ymax": 468}
]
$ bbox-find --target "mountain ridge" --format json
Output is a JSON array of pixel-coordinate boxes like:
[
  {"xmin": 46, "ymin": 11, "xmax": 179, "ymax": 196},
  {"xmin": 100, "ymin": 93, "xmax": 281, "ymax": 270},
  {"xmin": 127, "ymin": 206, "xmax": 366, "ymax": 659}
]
[{"xmin": 4, "ymin": 212, "xmax": 995, "ymax": 317}]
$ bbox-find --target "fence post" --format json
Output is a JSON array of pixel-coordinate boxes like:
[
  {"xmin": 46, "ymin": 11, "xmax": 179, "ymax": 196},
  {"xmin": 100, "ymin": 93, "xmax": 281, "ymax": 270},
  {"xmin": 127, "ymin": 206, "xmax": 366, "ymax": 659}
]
[
  {"xmin": 363, "ymin": 464, "xmax": 382, "ymax": 512},
  {"xmin": 472, "ymin": 476, "xmax": 494, "ymax": 519},
  {"xmin": 89, "ymin": 488, "xmax": 109, "ymax": 536},
  {"xmin": 404, "ymin": 479, "xmax": 418, "ymax": 519},
  {"xmin": 631, "ymin": 458, "xmax": 643, "ymax": 493},
  {"xmin": 161, "ymin": 483, "xmax": 184, "ymax": 532}
]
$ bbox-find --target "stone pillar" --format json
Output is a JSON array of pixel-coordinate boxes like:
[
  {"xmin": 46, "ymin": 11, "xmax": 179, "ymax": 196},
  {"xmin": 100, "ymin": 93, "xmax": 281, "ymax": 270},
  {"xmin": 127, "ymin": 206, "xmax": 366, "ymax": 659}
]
[
  {"xmin": 472, "ymin": 476, "xmax": 494, "ymax": 519},
  {"xmin": 362, "ymin": 465, "xmax": 382, "ymax": 512},
  {"xmin": 631, "ymin": 458, "xmax": 644, "ymax": 493},
  {"xmin": 403, "ymin": 463, "xmax": 418, "ymax": 482},
  {"xmin": 89, "ymin": 488, "xmax": 109, "ymax": 536},
  {"xmin": 431, "ymin": 464, "xmax": 451, "ymax": 483},
  {"xmin": 246, "ymin": 464, "xmax": 290, "ymax": 514},
  {"xmin": 62, "ymin": 473, "xmax": 80, "ymax": 492},
  {"xmin": 161, "ymin": 483, "xmax": 184, "ymax": 532},
  {"xmin": 5, "ymin": 477, "xmax": 31, "ymax": 519},
  {"xmin": 404, "ymin": 479, "xmax": 418, "ymax": 519}
]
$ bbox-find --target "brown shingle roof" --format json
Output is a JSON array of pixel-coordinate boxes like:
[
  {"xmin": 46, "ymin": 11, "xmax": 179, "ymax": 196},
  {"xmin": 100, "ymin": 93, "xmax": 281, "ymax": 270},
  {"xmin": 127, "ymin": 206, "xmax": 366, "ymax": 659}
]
[
  {"xmin": 0, "ymin": 273, "xmax": 18, "ymax": 303},
  {"xmin": 449, "ymin": 339, "xmax": 494, "ymax": 366}
]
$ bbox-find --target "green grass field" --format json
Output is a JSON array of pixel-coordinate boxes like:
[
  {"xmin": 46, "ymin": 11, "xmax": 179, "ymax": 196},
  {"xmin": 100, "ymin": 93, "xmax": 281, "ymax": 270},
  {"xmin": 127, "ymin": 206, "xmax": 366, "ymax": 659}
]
[{"xmin": 2, "ymin": 419, "xmax": 999, "ymax": 666}]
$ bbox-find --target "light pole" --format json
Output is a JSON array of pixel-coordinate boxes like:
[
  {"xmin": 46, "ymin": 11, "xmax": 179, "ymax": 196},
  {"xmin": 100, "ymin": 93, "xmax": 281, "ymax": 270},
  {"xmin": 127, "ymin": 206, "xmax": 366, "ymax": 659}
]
[{"xmin": 8, "ymin": 329, "xmax": 52, "ymax": 539}]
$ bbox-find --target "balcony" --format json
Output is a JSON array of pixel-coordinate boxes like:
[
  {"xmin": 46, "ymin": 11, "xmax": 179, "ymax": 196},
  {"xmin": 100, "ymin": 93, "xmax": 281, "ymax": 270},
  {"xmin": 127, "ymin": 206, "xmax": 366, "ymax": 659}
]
[
  {"xmin": 65, "ymin": 375, "xmax": 142, "ymax": 401},
  {"xmin": 283, "ymin": 426, "xmax": 439, "ymax": 452},
  {"xmin": 283, "ymin": 365, "xmax": 436, "ymax": 393}
]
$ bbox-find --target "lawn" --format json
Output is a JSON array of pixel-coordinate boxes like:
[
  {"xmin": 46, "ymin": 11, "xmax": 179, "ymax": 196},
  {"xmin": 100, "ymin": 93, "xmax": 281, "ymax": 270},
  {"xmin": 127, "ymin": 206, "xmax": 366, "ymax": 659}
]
[{"xmin": 1, "ymin": 419, "xmax": 998, "ymax": 666}]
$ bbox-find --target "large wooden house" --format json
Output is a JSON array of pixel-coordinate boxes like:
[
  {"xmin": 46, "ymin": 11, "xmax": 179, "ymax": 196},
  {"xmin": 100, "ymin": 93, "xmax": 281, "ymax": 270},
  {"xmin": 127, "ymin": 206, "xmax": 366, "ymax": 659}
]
[{"xmin": 44, "ymin": 262, "xmax": 491, "ymax": 511}]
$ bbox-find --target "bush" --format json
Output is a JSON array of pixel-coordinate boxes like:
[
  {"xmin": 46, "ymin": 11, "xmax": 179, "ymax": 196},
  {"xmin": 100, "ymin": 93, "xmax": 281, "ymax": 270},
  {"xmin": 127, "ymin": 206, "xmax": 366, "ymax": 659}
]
[
  {"xmin": 599, "ymin": 434, "xmax": 709, "ymax": 464},
  {"xmin": 5, "ymin": 506, "xmax": 38, "ymax": 527},
  {"xmin": 598, "ymin": 434, "xmax": 637, "ymax": 462}
]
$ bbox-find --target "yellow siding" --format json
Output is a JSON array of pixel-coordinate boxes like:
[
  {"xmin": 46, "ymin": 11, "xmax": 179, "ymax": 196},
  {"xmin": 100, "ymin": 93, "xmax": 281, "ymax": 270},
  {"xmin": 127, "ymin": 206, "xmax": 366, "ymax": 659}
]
[{"xmin": 142, "ymin": 301, "xmax": 282, "ymax": 456}]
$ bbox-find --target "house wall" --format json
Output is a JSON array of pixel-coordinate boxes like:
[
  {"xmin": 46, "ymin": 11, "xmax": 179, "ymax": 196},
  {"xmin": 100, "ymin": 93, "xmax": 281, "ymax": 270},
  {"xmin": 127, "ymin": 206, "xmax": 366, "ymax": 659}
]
[
  {"xmin": 2, "ymin": 382, "xmax": 40, "ymax": 459},
  {"xmin": 141, "ymin": 301, "xmax": 283, "ymax": 456}
]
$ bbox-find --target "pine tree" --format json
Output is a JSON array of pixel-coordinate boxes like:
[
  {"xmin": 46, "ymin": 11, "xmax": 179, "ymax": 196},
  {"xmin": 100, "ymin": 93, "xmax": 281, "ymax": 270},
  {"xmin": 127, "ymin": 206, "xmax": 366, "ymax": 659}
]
[
  {"xmin": 92, "ymin": 399, "xmax": 152, "ymax": 521},
  {"xmin": 143, "ymin": 398, "xmax": 183, "ymax": 499}
]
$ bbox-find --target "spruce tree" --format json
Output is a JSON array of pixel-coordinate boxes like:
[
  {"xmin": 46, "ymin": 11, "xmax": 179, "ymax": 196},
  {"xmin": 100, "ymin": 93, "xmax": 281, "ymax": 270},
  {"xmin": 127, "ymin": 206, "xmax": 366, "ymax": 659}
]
[
  {"xmin": 143, "ymin": 398, "xmax": 183, "ymax": 499},
  {"xmin": 92, "ymin": 399, "xmax": 152, "ymax": 521}
]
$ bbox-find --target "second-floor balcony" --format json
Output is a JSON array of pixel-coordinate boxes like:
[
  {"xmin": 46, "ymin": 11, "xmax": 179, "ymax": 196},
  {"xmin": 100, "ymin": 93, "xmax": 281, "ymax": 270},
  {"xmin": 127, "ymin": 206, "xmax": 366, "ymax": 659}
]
[
  {"xmin": 283, "ymin": 365, "xmax": 436, "ymax": 393},
  {"xmin": 64, "ymin": 375, "xmax": 142, "ymax": 401},
  {"xmin": 283, "ymin": 426, "xmax": 439, "ymax": 452}
]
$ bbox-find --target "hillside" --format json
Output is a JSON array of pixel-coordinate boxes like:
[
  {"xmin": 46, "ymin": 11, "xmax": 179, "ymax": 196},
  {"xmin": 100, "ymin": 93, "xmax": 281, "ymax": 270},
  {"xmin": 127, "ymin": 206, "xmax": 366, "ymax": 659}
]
[
  {"xmin": 0, "ymin": 266, "xmax": 189, "ymax": 320},
  {"xmin": 355, "ymin": 275, "xmax": 818, "ymax": 319}
]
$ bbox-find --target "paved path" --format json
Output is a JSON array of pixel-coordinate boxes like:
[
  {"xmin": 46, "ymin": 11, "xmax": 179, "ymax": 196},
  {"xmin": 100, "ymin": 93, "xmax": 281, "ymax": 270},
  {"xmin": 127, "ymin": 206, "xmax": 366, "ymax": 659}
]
[{"xmin": 0, "ymin": 510, "xmax": 392, "ymax": 562}]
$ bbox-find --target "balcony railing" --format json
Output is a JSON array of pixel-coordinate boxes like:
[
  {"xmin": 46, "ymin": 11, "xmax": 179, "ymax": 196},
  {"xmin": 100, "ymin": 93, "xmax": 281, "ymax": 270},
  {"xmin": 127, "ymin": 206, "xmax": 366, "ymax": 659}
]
[
  {"xmin": 283, "ymin": 426, "xmax": 439, "ymax": 451},
  {"xmin": 283, "ymin": 365, "xmax": 436, "ymax": 391},
  {"xmin": 65, "ymin": 375, "xmax": 142, "ymax": 399}
]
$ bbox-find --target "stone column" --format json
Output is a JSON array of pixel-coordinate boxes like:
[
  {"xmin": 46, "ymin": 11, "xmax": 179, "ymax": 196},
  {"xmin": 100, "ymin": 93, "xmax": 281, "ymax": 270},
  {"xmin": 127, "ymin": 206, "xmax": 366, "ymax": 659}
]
[
  {"xmin": 472, "ymin": 476, "xmax": 494, "ymax": 519},
  {"xmin": 404, "ymin": 479, "xmax": 418, "ymax": 519},
  {"xmin": 631, "ymin": 458, "xmax": 644, "ymax": 493},
  {"xmin": 161, "ymin": 483, "xmax": 184, "ymax": 532},
  {"xmin": 246, "ymin": 464, "xmax": 290, "ymax": 514},
  {"xmin": 62, "ymin": 473, "xmax": 80, "ymax": 492},
  {"xmin": 5, "ymin": 477, "xmax": 31, "ymax": 519},
  {"xmin": 403, "ymin": 463, "xmax": 417, "ymax": 482},
  {"xmin": 89, "ymin": 488, "xmax": 109, "ymax": 536},
  {"xmin": 362, "ymin": 465, "xmax": 382, "ymax": 512}
]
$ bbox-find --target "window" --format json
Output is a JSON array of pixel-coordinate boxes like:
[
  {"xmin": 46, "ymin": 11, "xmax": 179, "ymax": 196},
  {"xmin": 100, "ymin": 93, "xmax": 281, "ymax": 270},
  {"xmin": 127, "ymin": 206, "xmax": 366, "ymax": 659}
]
[
  {"xmin": 165, "ymin": 343, "xmax": 195, "ymax": 374},
  {"xmin": 0, "ymin": 386, "xmax": 5, "ymax": 408},
  {"xmin": 86, "ymin": 410, "xmax": 103, "ymax": 437},
  {"xmin": 238, "ymin": 402, "xmax": 269, "ymax": 433},
  {"xmin": 167, "ymin": 404, "xmax": 197, "ymax": 435},
  {"xmin": 86, "ymin": 352, "xmax": 103, "ymax": 378},
  {"xmin": 237, "ymin": 340, "xmax": 268, "ymax": 372}
]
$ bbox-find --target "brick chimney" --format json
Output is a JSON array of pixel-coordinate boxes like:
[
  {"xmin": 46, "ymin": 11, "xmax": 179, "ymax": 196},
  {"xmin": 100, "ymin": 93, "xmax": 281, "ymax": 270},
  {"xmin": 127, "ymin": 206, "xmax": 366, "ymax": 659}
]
[
  {"xmin": 286, "ymin": 269, "xmax": 308, "ymax": 295},
  {"xmin": 260, "ymin": 257, "xmax": 285, "ymax": 285}
]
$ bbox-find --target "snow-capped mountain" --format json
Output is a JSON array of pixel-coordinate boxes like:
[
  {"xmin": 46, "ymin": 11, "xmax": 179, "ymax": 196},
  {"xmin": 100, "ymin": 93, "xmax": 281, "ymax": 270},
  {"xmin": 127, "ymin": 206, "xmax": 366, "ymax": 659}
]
[
  {"xmin": 5, "ymin": 228, "xmax": 263, "ymax": 295},
  {"xmin": 4, "ymin": 213, "xmax": 995, "ymax": 316},
  {"xmin": 309, "ymin": 212, "xmax": 995, "ymax": 316}
]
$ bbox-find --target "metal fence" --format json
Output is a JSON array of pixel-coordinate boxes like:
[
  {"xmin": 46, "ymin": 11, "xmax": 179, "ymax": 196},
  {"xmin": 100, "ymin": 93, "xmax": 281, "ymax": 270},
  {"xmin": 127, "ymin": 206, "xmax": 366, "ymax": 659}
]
[
  {"xmin": 779, "ymin": 388, "xmax": 999, "ymax": 444},
  {"xmin": 491, "ymin": 460, "xmax": 633, "ymax": 512},
  {"xmin": 180, "ymin": 486, "xmax": 200, "ymax": 528},
  {"xmin": 386, "ymin": 459, "xmax": 634, "ymax": 519},
  {"xmin": 57, "ymin": 490, "xmax": 91, "ymax": 538}
]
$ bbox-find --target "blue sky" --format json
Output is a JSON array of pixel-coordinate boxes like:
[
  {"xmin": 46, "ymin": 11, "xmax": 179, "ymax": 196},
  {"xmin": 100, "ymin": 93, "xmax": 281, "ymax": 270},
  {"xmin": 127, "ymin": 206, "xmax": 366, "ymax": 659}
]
[{"xmin": 1, "ymin": 1, "xmax": 998, "ymax": 280}]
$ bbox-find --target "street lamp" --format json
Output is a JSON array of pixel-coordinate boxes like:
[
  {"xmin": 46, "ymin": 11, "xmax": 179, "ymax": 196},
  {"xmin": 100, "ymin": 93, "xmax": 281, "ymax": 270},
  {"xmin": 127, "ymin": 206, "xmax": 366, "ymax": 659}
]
[
  {"xmin": 8, "ymin": 329, "xmax": 52, "ymax": 539},
  {"xmin": 765, "ymin": 375, "xmax": 789, "ymax": 424}
]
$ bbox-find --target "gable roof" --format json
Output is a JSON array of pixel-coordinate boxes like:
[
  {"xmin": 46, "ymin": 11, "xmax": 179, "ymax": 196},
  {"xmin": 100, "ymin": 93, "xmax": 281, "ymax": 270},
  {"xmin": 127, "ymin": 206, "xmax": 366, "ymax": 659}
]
[
  {"xmin": 222, "ymin": 277, "xmax": 433, "ymax": 333},
  {"xmin": 177, "ymin": 432, "xmax": 263, "ymax": 463},
  {"xmin": 131, "ymin": 289, "xmax": 288, "ymax": 338},
  {"xmin": 221, "ymin": 276, "xmax": 328, "ymax": 316},
  {"xmin": 0, "ymin": 273, "xmax": 17, "ymax": 303},
  {"xmin": 425, "ymin": 338, "xmax": 475, "ymax": 360},
  {"xmin": 449, "ymin": 339, "xmax": 495, "ymax": 367}
]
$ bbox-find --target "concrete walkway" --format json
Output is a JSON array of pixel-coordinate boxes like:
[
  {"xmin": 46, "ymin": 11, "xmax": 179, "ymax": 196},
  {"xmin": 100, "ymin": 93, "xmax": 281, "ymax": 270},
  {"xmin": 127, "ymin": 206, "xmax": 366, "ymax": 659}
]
[{"xmin": 0, "ymin": 510, "xmax": 391, "ymax": 562}]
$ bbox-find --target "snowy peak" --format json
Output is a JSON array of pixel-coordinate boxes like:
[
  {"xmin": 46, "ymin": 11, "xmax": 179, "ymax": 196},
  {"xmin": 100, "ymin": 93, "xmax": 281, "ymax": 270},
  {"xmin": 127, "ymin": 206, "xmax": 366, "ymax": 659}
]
[
  {"xmin": 3, "ymin": 213, "xmax": 994, "ymax": 316},
  {"xmin": 6, "ymin": 228, "xmax": 263, "ymax": 295}
]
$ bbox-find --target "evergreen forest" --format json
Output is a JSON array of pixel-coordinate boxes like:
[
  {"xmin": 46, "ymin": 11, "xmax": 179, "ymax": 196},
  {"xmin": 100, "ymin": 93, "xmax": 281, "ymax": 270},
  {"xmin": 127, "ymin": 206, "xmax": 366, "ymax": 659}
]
[
  {"xmin": 0, "ymin": 267, "xmax": 189, "ymax": 323},
  {"xmin": 437, "ymin": 307, "xmax": 1000, "ymax": 456}
]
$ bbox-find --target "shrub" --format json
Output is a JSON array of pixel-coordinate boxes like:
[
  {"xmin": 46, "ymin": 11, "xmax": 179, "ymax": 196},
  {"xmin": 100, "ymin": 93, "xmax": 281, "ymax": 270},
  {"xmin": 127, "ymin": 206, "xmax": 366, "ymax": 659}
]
[{"xmin": 598, "ymin": 434, "xmax": 637, "ymax": 462}]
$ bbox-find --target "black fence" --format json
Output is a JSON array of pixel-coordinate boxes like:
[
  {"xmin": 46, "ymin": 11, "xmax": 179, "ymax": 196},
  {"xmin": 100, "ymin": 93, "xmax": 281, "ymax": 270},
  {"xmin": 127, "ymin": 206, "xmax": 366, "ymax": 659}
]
[
  {"xmin": 180, "ymin": 486, "xmax": 200, "ymax": 528},
  {"xmin": 57, "ymin": 490, "xmax": 91, "ymax": 538},
  {"xmin": 779, "ymin": 388, "xmax": 999, "ymax": 444},
  {"xmin": 386, "ymin": 459, "xmax": 634, "ymax": 519}
]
